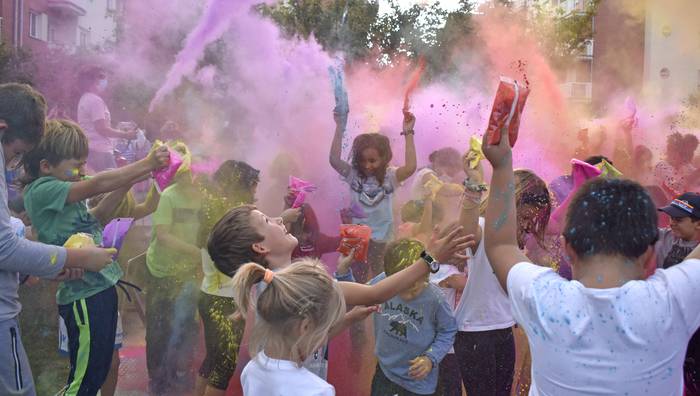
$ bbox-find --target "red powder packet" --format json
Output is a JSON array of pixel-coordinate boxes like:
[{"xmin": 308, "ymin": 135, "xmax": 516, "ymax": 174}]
[
  {"xmin": 337, "ymin": 224, "xmax": 372, "ymax": 262},
  {"xmin": 486, "ymin": 77, "xmax": 530, "ymax": 147}
]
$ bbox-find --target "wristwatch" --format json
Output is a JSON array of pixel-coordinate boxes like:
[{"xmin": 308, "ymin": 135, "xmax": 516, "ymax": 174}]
[{"xmin": 420, "ymin": 251, "xmax": 440, "ymax": 274}]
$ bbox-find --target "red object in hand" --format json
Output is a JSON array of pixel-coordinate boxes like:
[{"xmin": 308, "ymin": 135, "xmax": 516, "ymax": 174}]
[
  {"xmin": 337, "ymin": 224, "xmax": 372, "ymax": 262},
  {"xmin": 486, "ymin": 77, "xmax": 530, "ymax": 147}
]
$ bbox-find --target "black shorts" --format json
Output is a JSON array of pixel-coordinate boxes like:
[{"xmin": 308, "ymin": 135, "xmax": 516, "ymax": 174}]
[
  {"xmin": 197, "ymin": 292, "xmax": 244, "ymax": 390},
  {"xmin": 58, "ymin": 286, "xmax": 118, "ymax": 396}
]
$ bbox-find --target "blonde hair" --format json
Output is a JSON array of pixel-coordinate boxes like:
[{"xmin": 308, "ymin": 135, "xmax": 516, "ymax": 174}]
[
  {"xmin": 22, "ymin": 119, "xmax": 89, "ymax": 186},
  {"xmin": 231, "ymin": 259, "xmax": 345, "ymax": 366}
]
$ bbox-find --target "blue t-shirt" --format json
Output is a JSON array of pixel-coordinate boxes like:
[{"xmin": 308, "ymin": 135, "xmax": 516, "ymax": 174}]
[
  {"xmin": 343, "ymin": 167, "xmax": 399, "ymax": 242},
  {"xmin": 370, "ymin": 272, "xmax": 458, "ymax": 394}
]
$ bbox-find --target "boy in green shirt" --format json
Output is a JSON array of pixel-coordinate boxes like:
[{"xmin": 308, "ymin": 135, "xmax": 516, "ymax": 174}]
[
  {"xmin": 23, "ymin": 119, "xmax": 169, "ymax": 396},
  {"xmin": 144, "ymin": 142, "xmax": 202, "ymax": 394}
]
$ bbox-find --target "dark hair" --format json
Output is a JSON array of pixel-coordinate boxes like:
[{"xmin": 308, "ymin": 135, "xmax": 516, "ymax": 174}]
[
  {"xmin": 583, "ymin": 155, "xmax": 612, "ymax": 166},
  {"xmin": 667, "ymin": 132, "xmax": 699, "ymax": 164},
  {"xmin": 351, "ymin": 133, "xmax": 392, "ymax": 184},
  {"xmin": 213, "ymin": 160, "xmax": 260, "ymax": 197},
  {"xmin": 77, "ymin": 65, "xmax": 106, "ymax": 94},
  {"xmin": 207, "ymin": 205, "xmax": 266, "ymax": 276},
  {"xmin": 428, "ymin": 147, "xmax": 461, "ymax": 169},
  {"xmin": 0, "ymin": 83, "xmax": 47, "ymax": 146},
  {"xmin": 563, "ymin": 178, "xmax": 658, "ymax": 259}
]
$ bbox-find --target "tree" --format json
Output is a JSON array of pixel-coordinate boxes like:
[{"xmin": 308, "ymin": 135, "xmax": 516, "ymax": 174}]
[
  {"xmin": 526, "ymin": 0, "xmax": 601, "ymax": 70},
  {"xmin": 257, "ymin": 0, "xmax": 474, "ymax": 75}
]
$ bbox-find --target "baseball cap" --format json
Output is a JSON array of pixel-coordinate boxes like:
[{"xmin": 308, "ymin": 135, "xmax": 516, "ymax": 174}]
[{"xmin": 659, "ymin": 192, "xmax": 700, "ymax": 219}]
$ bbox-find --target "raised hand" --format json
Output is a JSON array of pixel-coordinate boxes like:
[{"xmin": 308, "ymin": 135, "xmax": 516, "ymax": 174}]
[{"xmin": 428, "ymin": 223, "xmax": 475, "ymax": 263}]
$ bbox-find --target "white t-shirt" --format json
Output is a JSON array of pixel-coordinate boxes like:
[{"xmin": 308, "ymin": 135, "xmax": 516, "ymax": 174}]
[
  {"xmin": 241, "ymin": 351, "xmax": 335, "ymax": 396},
  {"xmin": 454, "ymin": 217, "xmax": 515, "ymax": 331},
  {"xmin": 508, "ymin": 259, "xmax": 700, "ymax": 396},
  {"xmin": 77, "ymin": 92, "xmax": 112, "ymax": 153},
  {"xmin": 199, "ymin": 248, "xmax": 234, "ymax": 298},
  {"xmin": 410, "ymin": 167, "xmax": 436, "ymax": 201}
]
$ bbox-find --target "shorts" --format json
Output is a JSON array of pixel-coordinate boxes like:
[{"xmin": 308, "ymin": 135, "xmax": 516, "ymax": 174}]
[
  {"xmin": 59, "ymin": 312, "xmax": 123, "ymax": 355},
  {"xmin": 58, "ymin": 286, "xmax": 119, "ymax": 396}
]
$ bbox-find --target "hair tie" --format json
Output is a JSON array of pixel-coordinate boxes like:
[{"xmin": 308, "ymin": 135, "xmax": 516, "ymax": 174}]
[{"xmin": 263, "ymin": 269, "xmax": 275, "ymax": 284}]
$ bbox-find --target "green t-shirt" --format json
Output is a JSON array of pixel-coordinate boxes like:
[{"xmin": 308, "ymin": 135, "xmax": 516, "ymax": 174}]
[
  {"xmin": 24, "ymin": 176, "xmax": 123, "ymax": 305},
  {"xmin": 146, "ymin": 182, "xmax": 202, "ymax": 278}
]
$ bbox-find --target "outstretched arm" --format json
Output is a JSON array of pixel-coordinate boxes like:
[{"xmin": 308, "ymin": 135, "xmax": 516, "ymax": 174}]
[
  {"xmin": 339, "ymin": 224, "xmax": 474, "ymax": 305},
  {"xmin": 67, "ymin": 146, "xmax": 169, "ymax": 204}
]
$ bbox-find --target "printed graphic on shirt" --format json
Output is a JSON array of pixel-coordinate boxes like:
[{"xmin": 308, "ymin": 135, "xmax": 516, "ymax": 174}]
[{"xmin": 379, "ymin": 301, "xmax": 424, "ymax": 342}]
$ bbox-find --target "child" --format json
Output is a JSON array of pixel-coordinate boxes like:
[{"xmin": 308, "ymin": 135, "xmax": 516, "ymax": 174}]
[
  {"xmin": 22, "ymin": 119, "xmax": 168, "ymax": 396},
  {"xmin": 656, "ymin": 192, "xmax": 700, "ymax": 395},
  {"xmin": 482, "ymin": 126, "xmax": 700, "ymax": 395},
  {"xmin": 330, "ymin": 109, "xmax": 417, "ymax": 281},
  {"xmin": 369, "ymin": 239, "xmax": 457, "ymax": 396},
  {"xmin": 410, "ymin": 147, "xmax": 463, "ymax": 201},
  {"xmin": 656, "ymin": 192, "xmax": 700, "ymax": 269},
  {"xmin": 205, "ymin": 205, "xmax": 470, "ymax": 388},
  {"xmin": 207, "ymin": 205, "xmax": 471, "ymax": 312},
  {"xmin": 398, "ymin": 192, "xmax": 444, "ymax": 245},
  {"xmin": 454, "ymin": 149, "xmax": 552, "ymax": 396},
  {"xmin": 194, "ymin": 159, "xmax": 259, "ymax": 396},
  {"xmin": 233, "ymin": 259, "xmax": 346, "ymax": 396},
  {"xmin": 144, "ymin": 142, "xmax": 202, "ymax": 395}
]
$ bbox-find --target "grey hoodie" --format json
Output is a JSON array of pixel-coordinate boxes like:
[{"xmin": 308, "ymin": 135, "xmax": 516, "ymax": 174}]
[{"xmin": 0, "ymin": 148, "xmax": 66, "ymax": 322}]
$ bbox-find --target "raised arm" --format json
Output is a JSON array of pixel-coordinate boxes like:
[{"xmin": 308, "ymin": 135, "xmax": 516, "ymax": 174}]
[
  {"xmin": 396, "ymin": 111, "xmax": 417, "ymax": 183},
  {"xmin": 330, "ymin": 111, "xmax": 351, "ymax": 177},
  {"xmin": 339, "ymin": 224, "xmax": 474, "ymax": 305},
  {"xmin": 67, "ymin": 145, "xmax": 169, "ymax": 204},
  {"xmin": 482, "ymin": 128, "xmax": 530, "ymax": 291},
  {"xmin": 458, "ymin": 150, "xmax": 485, "ymax": 251}
]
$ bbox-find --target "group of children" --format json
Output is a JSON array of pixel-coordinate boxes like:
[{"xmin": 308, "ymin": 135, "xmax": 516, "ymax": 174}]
[{"xmin": 0, "ymin": 81, "xmax": 699, "ymax": 396}]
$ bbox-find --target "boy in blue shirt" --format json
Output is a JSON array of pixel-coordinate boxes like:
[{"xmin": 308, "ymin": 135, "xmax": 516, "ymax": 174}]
[{"xmin": 369, "ymin": 239, "xmax": 457, "ymax": 395}]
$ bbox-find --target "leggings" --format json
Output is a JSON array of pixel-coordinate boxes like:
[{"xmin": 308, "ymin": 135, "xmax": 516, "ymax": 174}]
[
  {"xmin": 453, "ymin": 327, "xmax": 515, "ymax": 396},
  {"xmin": 197, "ymin": 292, "xmax": 244, "ymax": 390}
]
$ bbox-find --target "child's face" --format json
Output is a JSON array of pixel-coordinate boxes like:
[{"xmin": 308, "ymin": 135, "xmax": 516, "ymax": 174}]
[
  {"xmin": 43, "ymin": 157, "xmax": 87, "ymax": 182},
  {"xmin": 360, "ymin": 147, "xmax": 384, "ymax": 177},
  {"xmin": 669, "ymin": 216, "xmax": 700, "ymax": 241},
  {"xmin": 399, "ymin": 278, "xmax": 427, "ymax": 301},
  {"xmin": 249, "ymin": 209, "xmax": 298, "ymax": 255}
]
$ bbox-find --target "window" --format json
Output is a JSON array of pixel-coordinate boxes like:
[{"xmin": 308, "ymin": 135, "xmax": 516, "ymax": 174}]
[
  {"xmin": 29, "ymin": 12, "xmax": 48, "ymax": 41},
  {"xmin": 79, "ymin": 28, "xmax": 90, "ymax": 49},
  {"xmin": 29, "ymin": 12, "xmax": 40, "ymax": 39},
  {"xmin": 107, "ymin": 0, "xmax": 118, "ymax": 11}
]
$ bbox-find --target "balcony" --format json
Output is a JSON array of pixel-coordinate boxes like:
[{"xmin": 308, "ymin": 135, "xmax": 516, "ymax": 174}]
[
  {"xmin": 47, "ymin": 0, "xmax": 86, "ymax": 17},
  {"xmin": 560, "ymin": 82, "xmax": 592, "ymax": 102}
]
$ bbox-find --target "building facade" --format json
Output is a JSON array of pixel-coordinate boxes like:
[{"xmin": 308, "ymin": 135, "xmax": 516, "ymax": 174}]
[{"xmin": 0, "ymin": 0, "xmax": 120, "ymax": 53}]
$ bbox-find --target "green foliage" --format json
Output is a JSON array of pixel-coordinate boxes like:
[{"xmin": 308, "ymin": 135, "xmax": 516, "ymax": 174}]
[
  {"xmin": 257, "ymin": 0, "xmax": 474, "ymax": 75},
  {"xmin": 527, "ymin": 0, "xmax": 601, "ymax": 70},
  {"xmin": 0, "ymin": 42, "xmax": 36, "ymax": 85}
]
